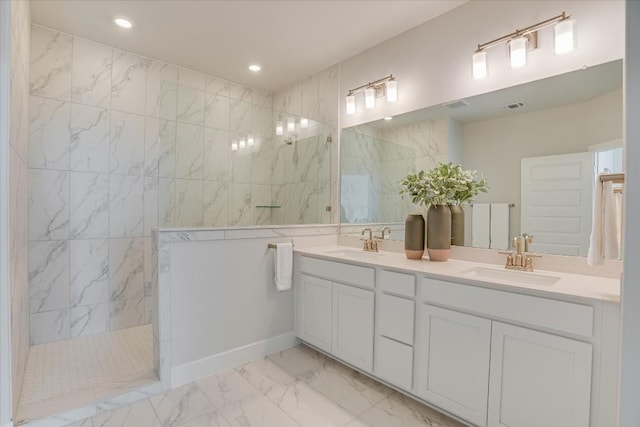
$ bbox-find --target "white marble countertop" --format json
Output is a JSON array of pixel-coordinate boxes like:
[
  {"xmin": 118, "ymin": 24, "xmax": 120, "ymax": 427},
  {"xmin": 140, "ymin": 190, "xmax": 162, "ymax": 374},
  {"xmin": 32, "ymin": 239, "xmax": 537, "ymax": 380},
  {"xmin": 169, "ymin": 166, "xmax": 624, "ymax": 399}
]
[{"xmin": 295, "ymin": 245, "xmax": 621, "ymax": 303}]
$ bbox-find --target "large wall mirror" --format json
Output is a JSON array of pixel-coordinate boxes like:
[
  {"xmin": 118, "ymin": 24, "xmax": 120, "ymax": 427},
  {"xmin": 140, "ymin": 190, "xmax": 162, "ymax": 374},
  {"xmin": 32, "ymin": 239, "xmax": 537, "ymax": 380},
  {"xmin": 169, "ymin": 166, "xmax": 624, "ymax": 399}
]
[{"xmin": 340, "ymin": 59, "xmax": 623, "ymax": 257}]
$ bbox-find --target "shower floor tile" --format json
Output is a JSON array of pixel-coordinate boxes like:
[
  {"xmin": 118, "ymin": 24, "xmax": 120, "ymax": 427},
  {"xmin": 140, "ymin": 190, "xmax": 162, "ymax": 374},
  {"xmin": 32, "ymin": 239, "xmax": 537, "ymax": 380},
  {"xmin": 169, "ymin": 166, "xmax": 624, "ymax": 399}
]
[{"xmin": 16, "ymin": 325, "xmax": 155, "ymax": 425}]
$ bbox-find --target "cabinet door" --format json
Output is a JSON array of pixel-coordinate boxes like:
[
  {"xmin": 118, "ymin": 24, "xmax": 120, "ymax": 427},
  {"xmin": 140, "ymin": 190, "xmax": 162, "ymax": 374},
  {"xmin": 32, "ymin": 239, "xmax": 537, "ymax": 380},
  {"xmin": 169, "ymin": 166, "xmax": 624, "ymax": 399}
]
[
  {"xmin": 298, "ymin": 275, "xmax": 332, "ymax": 352},
  {"xmin": 332, "ymin": 283, "xmax": 374, "ymax": 371},
  {"xmin": 488, "ymin": 322, "xmax": 592, "ymax": 427},
  {"xmin": 417, "ymin": 304, "xmax": 491, "ymax": 427},
  {"xmin": 375, "ymin": 335, "xmax": 413, "ymax": 390}
]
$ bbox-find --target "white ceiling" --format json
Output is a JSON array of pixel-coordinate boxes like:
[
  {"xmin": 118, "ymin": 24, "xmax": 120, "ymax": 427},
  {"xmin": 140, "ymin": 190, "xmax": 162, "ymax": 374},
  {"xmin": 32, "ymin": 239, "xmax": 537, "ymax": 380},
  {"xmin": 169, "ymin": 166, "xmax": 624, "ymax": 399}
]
[{"xmin": 30, "ymin": 0, "xmax": 467, "ymax": 92}]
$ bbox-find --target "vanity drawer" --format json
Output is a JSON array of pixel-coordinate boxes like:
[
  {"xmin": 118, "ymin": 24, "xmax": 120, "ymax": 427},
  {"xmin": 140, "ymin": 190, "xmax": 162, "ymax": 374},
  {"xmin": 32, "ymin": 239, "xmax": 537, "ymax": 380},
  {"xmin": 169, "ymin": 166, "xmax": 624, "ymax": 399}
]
[
  {"xmin": 378, "ymin": 294, "xmax": 415, "ymax": 345},
  {"xmin": 374, "ymin": 335, "xmax": 413, "ymax": 390},
  {"xmin": 422, "ymin": 277, "xmax": 594, "ymax": 338},
  {"xmin": 299, "ymin": 256, "xmax": 375, "ymax": 289},
  {"xmin": 378, "ymin": 270, "xmax": 416, "ymax": 297}
]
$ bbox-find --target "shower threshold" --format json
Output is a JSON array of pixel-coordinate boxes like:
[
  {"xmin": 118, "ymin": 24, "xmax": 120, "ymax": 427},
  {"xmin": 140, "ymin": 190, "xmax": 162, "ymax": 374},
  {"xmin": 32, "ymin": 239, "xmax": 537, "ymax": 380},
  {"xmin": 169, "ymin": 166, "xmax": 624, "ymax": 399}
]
[{"xmin": 15, "ymin": 324, "xmax": 158, "ymax": 426}]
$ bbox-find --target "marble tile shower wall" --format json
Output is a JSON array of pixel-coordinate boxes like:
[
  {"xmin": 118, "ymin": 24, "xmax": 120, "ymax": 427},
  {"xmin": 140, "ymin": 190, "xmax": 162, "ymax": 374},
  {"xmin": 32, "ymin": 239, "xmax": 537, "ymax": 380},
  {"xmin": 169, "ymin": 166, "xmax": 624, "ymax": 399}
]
[
  {"xmin": 340, "ymin": 118, "xmax": 451, "ymax": 224},
  {"xmin": 26, "ymin": 25, "xmax": 276, "ymax": 344},
  {"xmin": 340, "ymin": 127, "xmax": 415, "ymax": 223},
  {"xmin": 9, "ymin": 0, "xmax": 31, "ymax": 414}
]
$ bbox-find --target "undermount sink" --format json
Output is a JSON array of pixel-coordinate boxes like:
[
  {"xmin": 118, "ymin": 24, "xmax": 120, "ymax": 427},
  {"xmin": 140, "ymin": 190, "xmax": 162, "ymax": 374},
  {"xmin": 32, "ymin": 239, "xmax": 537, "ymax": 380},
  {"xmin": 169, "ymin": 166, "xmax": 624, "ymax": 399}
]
[
  {"xmin": 324, "ymin": 249, "xmax": 384, "ymax": 258},
  {"xmin": 460, "ymin": 266, "xmax": 560, "ymax": 286}
]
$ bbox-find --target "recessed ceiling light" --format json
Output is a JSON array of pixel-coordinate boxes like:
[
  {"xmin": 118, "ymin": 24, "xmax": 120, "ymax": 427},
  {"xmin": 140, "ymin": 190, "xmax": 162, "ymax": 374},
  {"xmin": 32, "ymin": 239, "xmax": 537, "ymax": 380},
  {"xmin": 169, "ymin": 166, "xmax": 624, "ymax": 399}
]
[
  {"xmin": 114, "ymin": 18, "xmax": 133, "ymax": 29},
  {"xmin": 383, "ymin": 116, "xmax": 393, "ymax": 121},
  {"xmin": 248, "ymin": 64, "xmax": 261, "ymax": 72}
]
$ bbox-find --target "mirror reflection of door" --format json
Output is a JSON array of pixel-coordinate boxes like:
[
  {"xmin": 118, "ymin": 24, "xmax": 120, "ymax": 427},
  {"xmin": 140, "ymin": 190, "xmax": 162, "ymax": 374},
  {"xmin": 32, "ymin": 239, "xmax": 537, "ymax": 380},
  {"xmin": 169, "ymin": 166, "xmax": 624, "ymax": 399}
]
[{"xmin": 520, "ymin": 152, "xmax": 595, "ymax": 256}]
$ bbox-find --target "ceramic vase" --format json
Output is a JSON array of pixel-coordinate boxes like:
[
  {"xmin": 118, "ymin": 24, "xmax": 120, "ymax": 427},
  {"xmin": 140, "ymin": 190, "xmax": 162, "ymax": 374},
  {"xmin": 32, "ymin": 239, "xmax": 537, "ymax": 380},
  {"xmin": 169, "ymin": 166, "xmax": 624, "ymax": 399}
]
[
  {"xmin": 449, "ymin": 204, "xmax": 465, "ymax": 246},
  {"xmin": 427, "ymin": 205, "xmax": 451, "ymax": 261},
  {"xmin": 404, "ymin": 214, "xmax": 425, "ymax": 259}
]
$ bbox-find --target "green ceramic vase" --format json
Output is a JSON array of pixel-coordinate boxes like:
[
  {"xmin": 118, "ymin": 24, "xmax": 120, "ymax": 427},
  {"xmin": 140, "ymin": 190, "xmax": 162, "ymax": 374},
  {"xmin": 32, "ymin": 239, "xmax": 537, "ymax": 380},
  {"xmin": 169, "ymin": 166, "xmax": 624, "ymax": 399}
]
[
  {"xmin": 404, "ymin": 214, "xmax": 425, "ymax": 259},
  {"xmin": 427, "ymin": 205, "xmax": 451, "ymax": 261}
]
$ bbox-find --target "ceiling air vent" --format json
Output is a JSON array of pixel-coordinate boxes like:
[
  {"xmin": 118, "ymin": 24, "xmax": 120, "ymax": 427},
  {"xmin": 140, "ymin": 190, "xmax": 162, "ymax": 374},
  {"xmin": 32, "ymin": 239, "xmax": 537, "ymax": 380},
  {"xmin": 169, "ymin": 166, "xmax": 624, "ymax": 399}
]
[
  {"xmin": 503, "ymin": 102, "xmax": 526, "ymax": 110},
  {"xmin": 442, "ymin": 99, "xmax": 469, "ymax": 110}
]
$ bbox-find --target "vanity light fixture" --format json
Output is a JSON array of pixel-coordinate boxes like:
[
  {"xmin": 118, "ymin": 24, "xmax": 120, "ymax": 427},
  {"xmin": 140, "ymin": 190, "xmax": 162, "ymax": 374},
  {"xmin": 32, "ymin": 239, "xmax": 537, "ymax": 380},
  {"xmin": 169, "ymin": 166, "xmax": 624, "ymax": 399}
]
[
  {"xmin": 239, "ymin": 137, "xmax": 246, "ymax": 149},
  {"xmin": 248, "ymin": 64, "xmax": 261, "ymax": 72},
  {"xmin": 247, "ymin": 134, "xmax": 255, "ymax": 146},
  {"xmin": 114, "ymin": 17, "xmax": 133, "ymax": 29},
  {"xmin": 554, "ymin": 18, "xmax": 576, "ymax": 54},
  {"xmin": 231, "ymin": 141, "xmax": 238, "ymax": 151},
  {"xmin": 509, "ymin": 36, "xmax": 528, "ymax": 68},
  {"xmin": 300, "ymin": 117, "xmax": 309, "ymax": 129},
  {"xmin": 287, "ymin": 117, "xmax": 295, "ymax": 132},
  {"xmin": 275, "ymin": 121, "xmax": 284, "ymax": 136},
  {"xmin": 472, "ymin": 12, "xmax": 574, "ymax": 79},
  {"xmin": 345, "ymin": 74, "xmax": 397, "ymax": 115}
]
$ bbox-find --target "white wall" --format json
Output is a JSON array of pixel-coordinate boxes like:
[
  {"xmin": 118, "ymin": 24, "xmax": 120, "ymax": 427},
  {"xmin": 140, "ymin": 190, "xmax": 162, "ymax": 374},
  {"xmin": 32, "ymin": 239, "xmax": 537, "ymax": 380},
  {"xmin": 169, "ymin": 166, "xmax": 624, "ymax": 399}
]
[
  {"xmin": 619, "ymin": 1, "xmax": 640, "ymax": 424},
  {"xmin": 154, "ymin": 226, "xmax": 338, "ymax": 386},
  {"xmin": 462, "ymin": 88, "xmax": 623, "ymax": 242},
  {"xmin": 340, "ymin": 1, "xmax": 625, "ymax": 127}
]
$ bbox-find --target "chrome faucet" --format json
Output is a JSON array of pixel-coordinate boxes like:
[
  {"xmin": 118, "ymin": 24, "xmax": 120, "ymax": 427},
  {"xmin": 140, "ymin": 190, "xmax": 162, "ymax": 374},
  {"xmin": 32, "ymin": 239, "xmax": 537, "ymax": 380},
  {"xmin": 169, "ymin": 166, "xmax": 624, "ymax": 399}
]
[
  {"xmin": 361, "ymin": 228, "xmax": 378, "ymax": 252},
  {"xmin": 500, "ymin": 234, "xmax": 541, "ymax": 272}
]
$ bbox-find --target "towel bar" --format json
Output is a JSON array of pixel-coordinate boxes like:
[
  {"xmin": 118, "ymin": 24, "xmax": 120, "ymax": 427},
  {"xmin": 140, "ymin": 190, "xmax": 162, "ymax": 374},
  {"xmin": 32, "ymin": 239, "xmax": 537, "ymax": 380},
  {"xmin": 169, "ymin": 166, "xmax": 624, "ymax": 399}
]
[{"xmin": 267, "ymin": 242, "xmax": 294, "ymax": 249}]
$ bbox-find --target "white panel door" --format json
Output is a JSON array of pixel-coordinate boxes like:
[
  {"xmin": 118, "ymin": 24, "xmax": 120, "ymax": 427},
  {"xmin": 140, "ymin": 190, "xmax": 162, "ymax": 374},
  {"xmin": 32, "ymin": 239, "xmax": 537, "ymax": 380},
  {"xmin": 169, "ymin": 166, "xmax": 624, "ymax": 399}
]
[
  {"xmin": 332, "ymin": 283, "xmax": 374, "ymax": 372},
  {"xmin": 298, "ymin": 274, "xmax": 332, "ymax": 352},
  {"xmin": 416, "ymin": 304, "xmax": 492, "ymax": 427},
  {"xmin": 521, "ymin": 152, "xmax": 595, "ymax": 256},
  {"xmin": 488, "ymin": 322, "xmax": 592, "ymax": 427}
]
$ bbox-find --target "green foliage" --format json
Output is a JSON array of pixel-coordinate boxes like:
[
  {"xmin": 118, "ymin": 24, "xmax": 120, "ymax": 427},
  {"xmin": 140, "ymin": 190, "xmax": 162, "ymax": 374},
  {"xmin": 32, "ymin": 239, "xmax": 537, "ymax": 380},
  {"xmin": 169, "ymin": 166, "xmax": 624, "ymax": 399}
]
[{"xmin": 399, "ymin": 162, "xmax": 488, "ymax": 208}]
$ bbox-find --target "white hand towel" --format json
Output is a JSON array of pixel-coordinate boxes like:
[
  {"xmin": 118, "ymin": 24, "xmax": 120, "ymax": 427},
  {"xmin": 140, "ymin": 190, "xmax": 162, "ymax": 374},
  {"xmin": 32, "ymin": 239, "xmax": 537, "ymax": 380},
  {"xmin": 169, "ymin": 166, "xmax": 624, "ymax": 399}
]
[
  {"xmin": 588, "ymin": 176, "xmax": 619, "ymax": 265},
  {"xmin": 490, "ymin": 203, "xmax": 510, "ymax": 250},
  {"xmin": 472, "ymin": 203, "xmax": 491, "ymax": 249},
  {"xmin": 274, "ymin": 243, "xmax": 293, "ymax": 291}
]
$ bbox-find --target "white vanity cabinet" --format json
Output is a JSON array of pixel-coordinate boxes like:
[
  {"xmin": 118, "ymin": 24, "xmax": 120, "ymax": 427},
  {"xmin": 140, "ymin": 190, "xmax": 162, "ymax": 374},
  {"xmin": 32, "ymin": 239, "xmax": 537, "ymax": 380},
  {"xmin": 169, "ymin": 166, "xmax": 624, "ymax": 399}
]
[
  {"xmin": 416, "ymin": 304, "xmax": 491, "ymax": 427},
  {"xmin": 294, "ymin": 252, "xmax": 619, "ymax": 427},
  {"xmin": 297, "ymin": 256, "xmax": 375, "ymax": 372},
  {"xmin": 487, "ymin": 322, "xmax": 592, "ymax": 427}
]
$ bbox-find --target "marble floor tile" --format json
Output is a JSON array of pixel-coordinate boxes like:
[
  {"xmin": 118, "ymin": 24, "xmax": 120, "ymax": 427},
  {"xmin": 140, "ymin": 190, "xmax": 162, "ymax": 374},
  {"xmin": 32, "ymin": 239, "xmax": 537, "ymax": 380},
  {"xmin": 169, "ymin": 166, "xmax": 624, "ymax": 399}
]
[
  {"xmin": 177, "ymin": 410, "xmax": 231, "ymax": 427},
  {"xmin": 22, "ymin": 343, "xmax": 463, "ymax": 427},
  {"xmin": 298, "ymin": 361, "xmax": 393, "ymax": 416},
  {"xmin": 217, "ymin": 393, "xmax": 299, "ymax": 427},
  {"xmin": 267, "ymin": 380, "xmax": 356, "ymax": 427},
  {"xmin": 357, "ymin": 392, "xmax": 466, "ymax": 427},
  {"xmin": 92, "ymin": 399, "xmax": 161, "ymax": 427},
  {"xmin": 196, "ymin": 369, "xmax": 260, "ymax": 410},
  {"xmin": 149, "ymin": 383, "xmax": 213, "ymax": 427},
  {"xmin": 267, "ymin": 344, "xmax": 329, "ymax": 376},
  {"xmin": 235, "ymin": 358, "xmax": 297, "ymax": 400}
]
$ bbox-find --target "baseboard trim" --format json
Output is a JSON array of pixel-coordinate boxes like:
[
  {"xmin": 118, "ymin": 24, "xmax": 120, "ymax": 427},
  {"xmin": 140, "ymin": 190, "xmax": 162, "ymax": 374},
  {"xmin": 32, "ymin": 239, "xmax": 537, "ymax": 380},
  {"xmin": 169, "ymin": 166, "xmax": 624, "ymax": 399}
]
[{"xmin": 171, "ymin": 332, "xmax": 299, "ymax": 387}]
